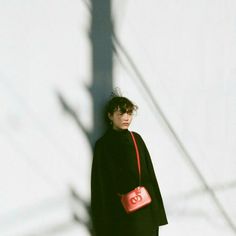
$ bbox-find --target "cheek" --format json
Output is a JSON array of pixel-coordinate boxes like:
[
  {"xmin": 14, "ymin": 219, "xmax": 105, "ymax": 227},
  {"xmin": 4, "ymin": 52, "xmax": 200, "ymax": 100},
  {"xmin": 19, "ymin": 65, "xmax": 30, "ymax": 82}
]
[
  {"xmin": 114, "ymin": 116, "xmax": 121, "ymax": 123},
  {"xmin": 118, "ymin": 116, "xmax": 123, "ymax": 121}
]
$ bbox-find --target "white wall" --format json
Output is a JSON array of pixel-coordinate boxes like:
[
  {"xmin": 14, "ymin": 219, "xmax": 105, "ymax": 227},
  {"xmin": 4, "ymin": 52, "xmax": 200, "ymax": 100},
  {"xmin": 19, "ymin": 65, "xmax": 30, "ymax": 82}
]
[{"xmin": 0, "ymin": 0, "xmax": 236, "ymax": 235}]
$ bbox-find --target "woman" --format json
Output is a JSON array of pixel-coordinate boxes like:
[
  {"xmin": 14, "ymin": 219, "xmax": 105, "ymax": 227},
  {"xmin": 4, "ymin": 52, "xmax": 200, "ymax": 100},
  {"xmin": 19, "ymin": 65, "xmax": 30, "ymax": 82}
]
[{"xmin": 91, "ymin": 95, "xmax": 168, "ymax": 236}]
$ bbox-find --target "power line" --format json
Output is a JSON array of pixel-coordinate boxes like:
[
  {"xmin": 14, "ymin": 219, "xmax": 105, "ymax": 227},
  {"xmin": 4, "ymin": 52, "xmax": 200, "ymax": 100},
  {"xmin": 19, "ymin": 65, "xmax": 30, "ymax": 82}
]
[
  {"xmin": 112, "ymin": 34, "xmax": 236, "ymax": 233},
  {"xmin": 78, "ymin": 0, "xmax": 236, "ymax": 232},
  {"xmin": 168, "ymin": 179, "xmax": 236, "ymax": 201}
]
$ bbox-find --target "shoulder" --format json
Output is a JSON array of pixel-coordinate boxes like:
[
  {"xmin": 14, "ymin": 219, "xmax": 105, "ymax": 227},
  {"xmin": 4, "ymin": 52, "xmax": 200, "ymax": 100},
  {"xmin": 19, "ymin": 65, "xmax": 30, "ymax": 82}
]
[
  {"xmin": 130, "ymin": 130, "xmax": 146, "ymax": 145},
  {"xmin": 130, "ymin": 130, "xmax": 151, "ymax": 151},
  {"xmin": 93, "ymin": 131, "xmax": 109, "ymax": 150},
  {"xmin": 130, "ymin": 130, "xmax": 143, "ymax": 139},
  {"xmin": 94, "ymin": 137, "xmax": 104, "ymax": 150},
  {"xmin": 92, "ymin": 137, "xmax": 106, "ymax": 164}
]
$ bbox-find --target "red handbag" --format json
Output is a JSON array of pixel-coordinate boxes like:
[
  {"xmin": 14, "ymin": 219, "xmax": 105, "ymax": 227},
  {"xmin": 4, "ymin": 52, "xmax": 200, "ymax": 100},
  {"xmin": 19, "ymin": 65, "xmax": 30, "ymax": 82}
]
[{"xmin": 119, "ymin": 131, "xmax": 152, "ymax": 213}]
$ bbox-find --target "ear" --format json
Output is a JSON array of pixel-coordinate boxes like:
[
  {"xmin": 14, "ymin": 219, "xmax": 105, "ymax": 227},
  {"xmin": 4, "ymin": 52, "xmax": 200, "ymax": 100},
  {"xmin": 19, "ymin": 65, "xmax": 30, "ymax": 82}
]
[{"xmin": 108, "ymin": 113, "xmax": 113, "ymax": 121}]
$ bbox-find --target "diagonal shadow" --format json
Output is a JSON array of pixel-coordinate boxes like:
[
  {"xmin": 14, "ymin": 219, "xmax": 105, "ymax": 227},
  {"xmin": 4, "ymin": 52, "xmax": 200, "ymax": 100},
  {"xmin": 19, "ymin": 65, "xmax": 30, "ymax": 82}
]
[
  {"xmin": 169, "ymin": 179, "xmax": 236, "ymax": 201},
  {"xmin": 54, "ymin": 0, "xmax": 114, "ymax": 235},
  {"xmin": 111, "ymin": 34, "xmax": 236, "ymax": 233}
]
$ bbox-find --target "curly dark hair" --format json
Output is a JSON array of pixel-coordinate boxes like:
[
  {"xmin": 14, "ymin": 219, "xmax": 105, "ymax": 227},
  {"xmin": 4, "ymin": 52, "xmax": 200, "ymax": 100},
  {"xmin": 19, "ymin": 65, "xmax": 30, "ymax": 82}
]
[{"xmin": 105, "ymin": 95, "xmax": 138, "ymax": 124}]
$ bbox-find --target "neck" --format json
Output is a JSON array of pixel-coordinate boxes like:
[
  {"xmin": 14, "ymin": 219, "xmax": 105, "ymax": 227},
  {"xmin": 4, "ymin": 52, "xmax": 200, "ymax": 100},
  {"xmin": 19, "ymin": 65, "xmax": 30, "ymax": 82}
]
[{"xmin": 110, "ymin": 126, "xmax": 129, "ymax": 133}]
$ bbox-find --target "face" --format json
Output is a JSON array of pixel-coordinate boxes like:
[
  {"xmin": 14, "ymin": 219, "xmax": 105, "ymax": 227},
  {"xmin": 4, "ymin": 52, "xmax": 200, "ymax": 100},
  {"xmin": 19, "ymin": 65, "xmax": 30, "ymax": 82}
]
[{"xmin": 108, "ymin": 108, "xmax": 133, "ymax": 130}]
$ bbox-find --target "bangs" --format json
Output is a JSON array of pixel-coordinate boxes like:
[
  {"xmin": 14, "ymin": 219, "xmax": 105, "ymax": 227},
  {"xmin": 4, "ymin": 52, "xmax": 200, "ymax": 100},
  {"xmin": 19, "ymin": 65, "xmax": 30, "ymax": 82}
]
[
  {"xmin": 106, "ymin": 96, "xmax": 138, "ymax": 116},
  {"xmin": 117, "ymin": 103, "xmax": 135, "ymax": 114}
]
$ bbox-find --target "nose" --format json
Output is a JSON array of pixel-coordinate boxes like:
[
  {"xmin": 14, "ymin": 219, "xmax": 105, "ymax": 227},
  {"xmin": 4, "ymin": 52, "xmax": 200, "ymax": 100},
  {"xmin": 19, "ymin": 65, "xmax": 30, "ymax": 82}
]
[{"xmin": 123, "ymin": 113, "xmax": 130, "ymax": 120}]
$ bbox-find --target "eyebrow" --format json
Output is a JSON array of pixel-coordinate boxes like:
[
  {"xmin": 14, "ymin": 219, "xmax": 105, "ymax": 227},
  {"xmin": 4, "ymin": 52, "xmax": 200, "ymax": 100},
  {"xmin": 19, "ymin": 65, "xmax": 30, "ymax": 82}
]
[{"xmin": 117, "ymin": 108, "xmax": 133, "ymax": 114}]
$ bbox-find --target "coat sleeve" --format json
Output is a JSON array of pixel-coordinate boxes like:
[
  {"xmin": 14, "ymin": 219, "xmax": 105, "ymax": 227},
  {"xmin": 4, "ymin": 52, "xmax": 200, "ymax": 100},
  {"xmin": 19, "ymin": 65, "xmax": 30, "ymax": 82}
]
[{"xmin": 90, "ymin": 140, "xmax": 111, "ymax": 236}]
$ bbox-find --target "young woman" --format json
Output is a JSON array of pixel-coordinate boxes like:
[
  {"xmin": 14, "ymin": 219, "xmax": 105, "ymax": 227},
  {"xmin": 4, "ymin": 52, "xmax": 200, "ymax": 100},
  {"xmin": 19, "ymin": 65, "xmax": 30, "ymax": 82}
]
[{"xmin": 91, "ymin": 95, "xmax": 168, "ymax": 236}]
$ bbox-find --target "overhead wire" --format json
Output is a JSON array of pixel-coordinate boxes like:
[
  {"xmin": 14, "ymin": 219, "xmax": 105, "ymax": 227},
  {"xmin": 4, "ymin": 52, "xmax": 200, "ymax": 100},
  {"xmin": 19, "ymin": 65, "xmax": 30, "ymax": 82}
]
[
  {"xmin": 112, "ymin": 34, "xmax": 236, "ymax": 233},
  {"xmin": 79, "ymin": 0, "xmax": 236, "ymax": 232},
  {"xmin": 1, "ymin": 0, "xmax": 235, "ymax": 234}
]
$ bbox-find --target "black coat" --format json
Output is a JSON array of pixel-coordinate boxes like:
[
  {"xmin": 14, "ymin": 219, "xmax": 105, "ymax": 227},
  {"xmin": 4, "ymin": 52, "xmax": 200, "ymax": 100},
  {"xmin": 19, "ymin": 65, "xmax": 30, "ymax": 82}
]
[{"xmin": 91, "ymin": 128, "xmax": 168, "ymax": 236}]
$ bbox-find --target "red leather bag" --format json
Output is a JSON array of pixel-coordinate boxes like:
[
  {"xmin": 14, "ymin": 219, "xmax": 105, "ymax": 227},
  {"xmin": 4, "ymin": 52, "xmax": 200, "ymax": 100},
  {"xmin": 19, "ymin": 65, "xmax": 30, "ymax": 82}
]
[{"xmin": 119, "ymin": 132, "xmax": 152, "ymax": 214}]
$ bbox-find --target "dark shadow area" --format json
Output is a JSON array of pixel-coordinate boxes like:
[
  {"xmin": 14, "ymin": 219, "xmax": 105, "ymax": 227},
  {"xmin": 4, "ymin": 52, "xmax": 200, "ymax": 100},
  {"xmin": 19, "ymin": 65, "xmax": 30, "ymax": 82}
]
[
  {"xmin": 54, "ymin": 0, "xmax": 235, "ymax": 235},
  {"xmin": 89, "ymin": 0, "xmax": 114, "ymax": 144},
  {"xmin": 55, "ymin": 0, "xmax": 114, "ymax": 235}
]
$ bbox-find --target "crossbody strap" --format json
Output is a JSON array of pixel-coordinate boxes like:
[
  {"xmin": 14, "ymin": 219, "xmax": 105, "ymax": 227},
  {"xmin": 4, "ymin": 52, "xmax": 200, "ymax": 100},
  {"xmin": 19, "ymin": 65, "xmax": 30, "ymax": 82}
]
[{"xmin": 130, "ymin": 131, "xmax": 141, "ymax": 185}]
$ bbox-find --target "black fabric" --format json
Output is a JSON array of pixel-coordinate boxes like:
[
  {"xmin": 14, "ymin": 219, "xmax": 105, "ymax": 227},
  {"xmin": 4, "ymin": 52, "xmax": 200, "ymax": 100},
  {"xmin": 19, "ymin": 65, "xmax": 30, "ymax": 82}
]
[
  {"xmin": 91, "ymin": 128, "xmax": 168, "ymax": 236},
  {"xmin": 154, "ymin": 227, "xmax": 159, "ymax": 236}
]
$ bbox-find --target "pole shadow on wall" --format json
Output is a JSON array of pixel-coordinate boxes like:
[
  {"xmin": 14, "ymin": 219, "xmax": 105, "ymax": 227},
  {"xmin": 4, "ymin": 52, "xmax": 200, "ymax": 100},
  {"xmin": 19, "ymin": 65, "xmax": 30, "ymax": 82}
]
[{"xmin": 56, "ymin": 0, "xmax": 113, "ymax": 235}]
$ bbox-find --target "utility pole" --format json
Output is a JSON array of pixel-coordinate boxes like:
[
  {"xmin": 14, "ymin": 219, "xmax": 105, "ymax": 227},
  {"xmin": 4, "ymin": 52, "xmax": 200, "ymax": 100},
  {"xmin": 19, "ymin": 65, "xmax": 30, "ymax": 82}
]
[
  {"xmin": 89, "ymin": 0, "xmax": 114, "ymax": 145},
  {"xmin": 57, "ymin": 1, "xmax": 114, "ymax": 235}
]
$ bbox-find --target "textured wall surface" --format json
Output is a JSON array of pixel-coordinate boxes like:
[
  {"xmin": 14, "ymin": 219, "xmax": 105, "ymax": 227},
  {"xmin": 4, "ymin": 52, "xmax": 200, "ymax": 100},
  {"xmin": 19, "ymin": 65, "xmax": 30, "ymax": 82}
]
[{"xmin": 0, "ymin": 0, "xmax": 236, "ymax": 235}]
